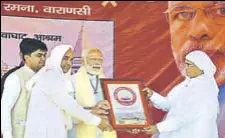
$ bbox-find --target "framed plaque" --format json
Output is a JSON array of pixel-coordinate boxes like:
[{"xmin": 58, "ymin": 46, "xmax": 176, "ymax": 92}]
[{"xmin": 100, "ymin": 79, "xmax": 151, "ymax": 129}]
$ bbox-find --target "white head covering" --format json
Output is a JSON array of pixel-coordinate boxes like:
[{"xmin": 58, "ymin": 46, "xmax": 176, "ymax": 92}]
[
  {"xmin": 26, "ymin": 44, "xmax": 73, "ymax": 91},
  {"xmin": 185, "ymin": 50, "xmax": 219, "ymax": 94},
  {"xmin": 46, "ymin": 44, "xmax": 73, "ymax": 72},
  {"xmin": 161, "ymin": 50, "xmax": 220, "ymax": 135},
  {"xmin": 185, "ymin": 50, "xmax": 217, "ymax": 78},
  {"xmin": 152, "ymin": 51, "xmax": 220, "ymax": 138},
  {"xmin": 184, "ymin": 50, "xmax": 219, "ymax": 114}
]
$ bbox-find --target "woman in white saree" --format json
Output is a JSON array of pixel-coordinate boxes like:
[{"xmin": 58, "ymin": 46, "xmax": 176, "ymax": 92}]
[
  {"xmin": 144, "ymin": 50, "xmax": 219, "ymax": 138},
  {"xmin": 24, "ymin": 45, "xmax": 102, "ymax": 138}
]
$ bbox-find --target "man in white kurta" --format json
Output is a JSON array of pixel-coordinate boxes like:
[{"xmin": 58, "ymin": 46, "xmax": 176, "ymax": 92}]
[
  {"xmin": 24, "ymin": 45, "xmax": 110, "ymax": 138},
  {"xmin": 1, "ymin": 38, "xmax": 48, "ymax": 138},
  {"xmin": 143, "ymin": 50, "xmax": 219, "ymax": 138}
]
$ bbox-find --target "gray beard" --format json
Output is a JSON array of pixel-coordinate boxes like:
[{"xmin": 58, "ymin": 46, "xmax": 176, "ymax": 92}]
[{"xmin": 85, "ymin": 64, "xmax": 102, "ymax": 75}]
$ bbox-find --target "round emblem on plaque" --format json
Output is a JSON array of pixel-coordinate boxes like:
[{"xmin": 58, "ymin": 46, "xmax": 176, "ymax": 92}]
[{"xmin": 114, "ymin": 87, "xmax": 137, "ymax": 106}]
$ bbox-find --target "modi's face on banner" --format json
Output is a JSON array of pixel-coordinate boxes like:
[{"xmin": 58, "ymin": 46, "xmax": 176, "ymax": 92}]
[{"xmin": 167, "ymin": 1, "xmax": 225, "ymax": 85}]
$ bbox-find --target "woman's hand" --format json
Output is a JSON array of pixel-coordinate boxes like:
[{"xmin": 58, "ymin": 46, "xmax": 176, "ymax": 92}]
[{"xmin": 142, "ymin": 87, "xmax": 153, "ymax": 98}]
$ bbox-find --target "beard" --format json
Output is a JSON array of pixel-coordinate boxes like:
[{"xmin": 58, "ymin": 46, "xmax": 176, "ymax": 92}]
[{"xmin": 85, "ymin": 64, "xmax": 102, "ymax": 75}]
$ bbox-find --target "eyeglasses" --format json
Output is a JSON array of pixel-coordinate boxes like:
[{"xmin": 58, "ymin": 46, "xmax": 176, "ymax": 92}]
[
  {"xmin": 184, "ymin": 62, "xmax": 195, "ymax": 68},
  {"xmin": 164, "ymin": 3, "xmax": 225, "ymax": 25}
]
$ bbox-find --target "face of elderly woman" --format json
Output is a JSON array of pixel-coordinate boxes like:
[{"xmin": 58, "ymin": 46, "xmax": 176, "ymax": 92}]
[
  {"xmin": 61, "ymin": 48, "xmax": 74, "ymax": 73},
  {"xmin": 184, "ymin": 59, "xmax": 203, "ymax": 78}
]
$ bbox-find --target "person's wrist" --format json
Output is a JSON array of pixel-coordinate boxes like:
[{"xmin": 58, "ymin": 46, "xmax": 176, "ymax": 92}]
[{"xmin": 147, "ymin": 93, "xmax": 153, "ymax": 98}]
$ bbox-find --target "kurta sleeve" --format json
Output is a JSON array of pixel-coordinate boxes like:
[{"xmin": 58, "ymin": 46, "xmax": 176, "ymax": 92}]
[
  {"xmin": 1, "ymin": 74, "xmax": 21, "ymax": 138},
  {"xmin": 150, "ymin": 91, "xmax": 170, "ymax": 111},
  {"xmin": 71, "ymin": 110, "xmax": 93, "ymax": 124},
  {"xmin": 156, "ymin": 79, "xmax": 218, "ymax": 133},
  {"xmin": 156, "ymin": 109, "xmax": 209, "ymax": 133},
  {"xmin": 156, "ymin": 116, "xmax": 184, "ymax": 132},
  {"xmin": 40, "ymin": 72, "xmax": 101, "ymax": 126}
]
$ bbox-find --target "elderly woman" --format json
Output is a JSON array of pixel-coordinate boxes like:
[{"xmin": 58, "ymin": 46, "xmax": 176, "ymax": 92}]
[{"xmin": 141, "ymin": 50, "xmax": 219, "ymax": 138}]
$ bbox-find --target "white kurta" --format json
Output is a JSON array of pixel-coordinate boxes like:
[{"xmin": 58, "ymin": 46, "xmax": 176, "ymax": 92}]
[
  {"xmin": 24, "ymin": 69, "xmax": 101, "ymax": 138},
  {"xmin": 150, "ymin": 50, "xmax": 219, "ymax": 138},
  {"xmin": 1, "ymin": 65, "xmax": 34, "ymax": 138},
  {"xmin": 151, "ymin": 76, "xmax": 219, "ymax": 138},
  {"xmin": 24, "ymin": 45, "xmax": 101, "ymax": 138}
]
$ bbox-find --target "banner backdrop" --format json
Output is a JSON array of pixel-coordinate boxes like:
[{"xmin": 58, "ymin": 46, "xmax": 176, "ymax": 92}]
[
  {"xmin": 1, "ymin": 1, "xmax": 225, "ymax": 138},
  {"xmin": 1, "ymin": 16, "xmax": 114, "ymax": 77}
]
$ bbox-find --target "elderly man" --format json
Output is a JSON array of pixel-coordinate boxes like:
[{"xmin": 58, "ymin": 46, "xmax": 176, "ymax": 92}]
[
  {"xmin": 71, "ymin": 48, "xmax": 117, "ymax": 138},
  {"xmin": 1, "ymin": 38, "xmax": 48, "ymax": 138}
]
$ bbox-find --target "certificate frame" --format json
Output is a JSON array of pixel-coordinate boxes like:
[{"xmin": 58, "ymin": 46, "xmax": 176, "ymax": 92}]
[{"xmin": 100, "ymin": 79, "xmax": 151, "ymax": 129}]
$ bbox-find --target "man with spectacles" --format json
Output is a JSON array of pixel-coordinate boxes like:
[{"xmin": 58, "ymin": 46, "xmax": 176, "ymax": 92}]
[
  {"xmin": 164, "ymin": 1, "xmax": 225, "ymax": 85},
  {"xmin": 1, "ymin": 38, "xmax": 48, "ymax": 138},
  {"xmin": 137, "ymin": 1, "xmax": 225, "ymax": 138},
  {"xmin": 164, "ymin": 1, "xmax": 225, "ymax": 138}
]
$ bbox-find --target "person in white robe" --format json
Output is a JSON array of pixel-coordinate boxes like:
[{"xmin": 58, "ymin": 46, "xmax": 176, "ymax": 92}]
[
  {"xmin": 141, "ymin": 50, "xmax": 219, "ymax": 138},
  {"xmin": 24, "ymin": 45, "xmax": 110, "ymax": 138}
]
